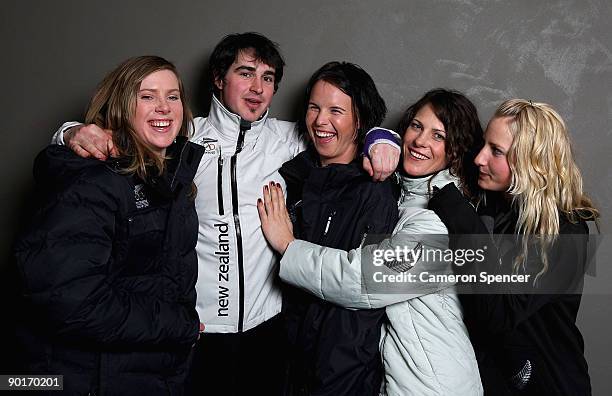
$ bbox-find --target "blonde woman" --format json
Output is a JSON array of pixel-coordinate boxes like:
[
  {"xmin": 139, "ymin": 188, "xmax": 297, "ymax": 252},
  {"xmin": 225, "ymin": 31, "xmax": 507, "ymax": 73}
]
[
  {"xmin": 14, "ymin": 56, "xmax": 203, "ymax": 395},
  {"xmin": 429, "ymin": 99, "xmax": 598, "ymax": 395}
]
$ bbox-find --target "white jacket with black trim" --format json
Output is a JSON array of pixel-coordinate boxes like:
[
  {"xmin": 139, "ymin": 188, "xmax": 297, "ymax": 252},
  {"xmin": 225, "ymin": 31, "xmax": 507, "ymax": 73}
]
[
  {"xmin": 280, "ymin": 169, "xmax": 483, "ymax": 395},
  {"xmin": 54, "ymin": 96, "xmax": 304, "ymax": 333},
  {"xmin": 190, "ymin": 96, "xmax": 303, "ymax": 333}
]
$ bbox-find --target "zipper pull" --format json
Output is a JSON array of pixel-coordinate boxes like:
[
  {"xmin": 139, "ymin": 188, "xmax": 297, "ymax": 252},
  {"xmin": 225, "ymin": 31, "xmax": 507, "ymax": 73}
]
[
  {"xmin": 235, "ymin": 119, "xmax": 251, "ymax": 154},
  {"xmin": 218, "ymin": 146, "xmax": 224, "ymax": 165},
  {"xmin": 323, "ymin": 210, "xmax": 336, "ymax": 236},
  {"xmin": 360, "ymin": 225, "xmax": 371, "ymax": 246},
  {"xmin": 217, "ymin": 148, "xmax": 225, "ymax": 216}
]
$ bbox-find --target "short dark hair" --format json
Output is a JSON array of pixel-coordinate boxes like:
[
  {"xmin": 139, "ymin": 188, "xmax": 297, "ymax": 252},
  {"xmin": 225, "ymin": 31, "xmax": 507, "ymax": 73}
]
[
  {"xmin": 209, "ymin": 32, "xmax": 285, "ymax": 94},
  {"xmin": 299, "ymin": 61, "xmax": 387, "ymax": 147},
  {"xmin": 398, "ymin": 88, "xmax": 483, "ymax": 197}
]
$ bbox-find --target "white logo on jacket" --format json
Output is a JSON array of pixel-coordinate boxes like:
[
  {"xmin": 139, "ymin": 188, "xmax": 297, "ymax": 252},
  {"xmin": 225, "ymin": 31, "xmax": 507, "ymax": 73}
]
[{"xmin": 134, "ymin": 184, "xmax": 149, "ymax": 209}]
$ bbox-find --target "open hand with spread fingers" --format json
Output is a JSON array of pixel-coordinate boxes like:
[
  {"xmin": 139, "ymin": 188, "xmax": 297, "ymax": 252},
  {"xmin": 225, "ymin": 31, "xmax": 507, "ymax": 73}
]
[{"xmin": 257, "ymin": 182, "xmax": 295, "ymax": 255}]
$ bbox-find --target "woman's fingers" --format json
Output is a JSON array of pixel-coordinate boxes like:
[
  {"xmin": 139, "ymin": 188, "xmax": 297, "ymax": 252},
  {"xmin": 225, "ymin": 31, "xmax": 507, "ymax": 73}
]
[
  {"xmin": 268, "ymin": 182, "xmax": 281, "ymax": 213},
  {"xmin": 260, "ymin": 181, "xmax": 290, "ymax": 224},
  {"xmin": 258, "ymin": 182, "xmax": 281, "ymax": 220},
  {"xmin": 257, "ymin": 182, "xmax": 295, "ymax": 254},
  {"xmin": 275, "ymin": 185, "xmax": 292, "ymax": 227},
  {"xmin": 271, "ymin": 183, "xmax": 293, "ymax": 235},
  {"xmin": 262, "ymin": 184, "xmax": 272, "ymax": 215},
  {"xmin": 257, "ymin": 197, "xmax": 267, "ymax": 223},
  {"xmin": 276, "ymin": 183, "xmax": 288, "ymax": 211}
]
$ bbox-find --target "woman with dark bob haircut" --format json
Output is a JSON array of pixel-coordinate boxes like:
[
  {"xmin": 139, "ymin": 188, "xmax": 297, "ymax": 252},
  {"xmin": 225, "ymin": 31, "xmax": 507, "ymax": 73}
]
[
  {"xmin": 259, "ymin": 61, "xmax": 399, "ymax": 395},
  {"xmin": 259, "ymin": 88, "xmax": 484, "ymax": 395},
  {"xmin": 298, "ymin": 61, "xmax": 388, "ymax": 149}
]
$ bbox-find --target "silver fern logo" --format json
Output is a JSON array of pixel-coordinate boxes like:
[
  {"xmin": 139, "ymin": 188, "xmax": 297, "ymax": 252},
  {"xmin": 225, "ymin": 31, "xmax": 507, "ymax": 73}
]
[
  {"xmin": 510, "ymin": 359, "xmax": 532, "ymax": 390},
  {"xmin": 382, "ymin": 242, "xmax": 423, "ymax": 273},
  {"xmin": 134, "ymin": 184, "xmax": 149, "ymax": 209}
]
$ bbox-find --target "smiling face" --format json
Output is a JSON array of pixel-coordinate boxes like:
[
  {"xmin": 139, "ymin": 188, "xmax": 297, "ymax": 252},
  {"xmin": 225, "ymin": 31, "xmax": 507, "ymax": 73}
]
[
  {"xmin": 475, "ymin": 116, "xmax": 513, "ymax": 191},
  {"xmin": 214, "ymin": 48, "xmax": 275, "ymax": 122},
  {"xmin": 306, "ymin": 80, "xmax": 359, "ymax": 165},
  {"xmin": 402, "ymin": 103, "xmax": 448, "ymax": 177},
  {"xmin": 133, "ymin": 69, "xmax": 183, "ymax": 156}
]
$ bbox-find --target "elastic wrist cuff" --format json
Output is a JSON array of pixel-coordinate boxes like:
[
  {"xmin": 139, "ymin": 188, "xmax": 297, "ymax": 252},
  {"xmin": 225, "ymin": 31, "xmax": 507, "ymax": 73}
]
[{"xmin": 363, "ymin": 127, "xmax": 401, "ymax": 157}]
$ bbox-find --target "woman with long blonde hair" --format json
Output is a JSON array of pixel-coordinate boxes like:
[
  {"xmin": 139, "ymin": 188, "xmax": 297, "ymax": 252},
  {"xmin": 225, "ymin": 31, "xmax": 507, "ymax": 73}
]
[
  {"xmin": 430, "ymin": 98, "xmax": 598, "ymax": 395},
  {"xmin": 485, "ymin": 100, "xmax": 598, "ymax": 278},
  {"xmin": 14, "ymin": 56, "xmax": 203, "ymax": 395}
]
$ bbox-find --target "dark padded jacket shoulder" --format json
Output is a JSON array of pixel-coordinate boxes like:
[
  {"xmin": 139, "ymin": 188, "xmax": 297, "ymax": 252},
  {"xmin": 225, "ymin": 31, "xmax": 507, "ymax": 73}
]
[
  {"xmin": 14, "ymin": 139, "xmax": 204, "ymax": 395},
  {"xmin": 429, "ymin": 187, "xmax": 591, "ymax": 396}
]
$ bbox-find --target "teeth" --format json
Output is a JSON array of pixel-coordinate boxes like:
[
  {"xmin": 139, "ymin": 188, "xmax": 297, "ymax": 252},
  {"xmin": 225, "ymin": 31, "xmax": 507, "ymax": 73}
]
[
  {"xmin": 410, "ymin": 149, "xmax": 429, "ymax": 160},
  {"xmin": 150, "ymin": 120, "xmax": 170, "ymax": 127},
  {"xmin": 315, "ymin": 131, "xmax": 335, "ymax": 138}
]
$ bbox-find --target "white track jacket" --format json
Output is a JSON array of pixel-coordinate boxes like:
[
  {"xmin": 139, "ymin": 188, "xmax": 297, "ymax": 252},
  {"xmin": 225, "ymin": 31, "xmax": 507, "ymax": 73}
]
[{"xmin": 54, "ymin": 95, "xmax": 304, "ymax": 333}]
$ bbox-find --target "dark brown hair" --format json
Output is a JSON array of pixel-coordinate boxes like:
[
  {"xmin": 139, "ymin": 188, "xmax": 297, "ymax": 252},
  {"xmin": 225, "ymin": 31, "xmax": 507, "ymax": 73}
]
[{"xmin": 398, "ymin": 88, "xmax": 483, "ymax": 197}]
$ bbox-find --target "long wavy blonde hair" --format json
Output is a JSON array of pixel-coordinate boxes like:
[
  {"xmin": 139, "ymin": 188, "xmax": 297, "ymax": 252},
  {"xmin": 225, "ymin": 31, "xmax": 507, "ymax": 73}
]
[
  {"xmin": 85, "ymin": 56, "xmax": 193, "ymax": 179},
  {"xmin": 495, "ymin": 99, "xmax": 598, "ymax": 279}
]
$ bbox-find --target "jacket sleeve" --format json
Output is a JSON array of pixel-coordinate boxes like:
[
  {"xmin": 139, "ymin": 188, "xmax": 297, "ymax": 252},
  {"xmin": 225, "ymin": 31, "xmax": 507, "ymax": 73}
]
[
  {"xmin": 14, "ymin": 169, "xmax": 198, "ymax": 347},
  {"xmin": 428, "ymin": 182, "xmax": 489, "ymax": 235},
  {"xmin": 362, "ymin": 127, "xmax": 401, "ymax": 158},
  {"xmin": 461, "ymin": 225, "xmax": 589, "ymax": 334},
  {"xmin": 280, "ymin": 208, "xmax": 453, "ymax": 309},
  {"xmin": 53, "ymin": 119, "xmax": 200, "ymax": 146},
  {"xmin": 51, "ymin": 121, "xmax": 82, "ymax": 145}
]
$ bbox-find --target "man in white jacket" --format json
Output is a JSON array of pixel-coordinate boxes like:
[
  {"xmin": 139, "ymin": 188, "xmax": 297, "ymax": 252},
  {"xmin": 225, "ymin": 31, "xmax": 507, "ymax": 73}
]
[{"xmin": 54, "ymin": 33, "xmax": 399, "ymax": 395}]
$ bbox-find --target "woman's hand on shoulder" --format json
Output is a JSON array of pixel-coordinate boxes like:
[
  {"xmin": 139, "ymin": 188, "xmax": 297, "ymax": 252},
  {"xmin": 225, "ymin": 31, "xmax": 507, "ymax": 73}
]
[
  {"xmin": 65, "ymin": 124, "xmax": 119, "ymax": 160},
  {"xmin": 362, "ymin": 142, "xmax": 400, "ymax": 182},
  {"xmin": 257, "ymin": 182, "xmax": 295, "ymax": 255}
]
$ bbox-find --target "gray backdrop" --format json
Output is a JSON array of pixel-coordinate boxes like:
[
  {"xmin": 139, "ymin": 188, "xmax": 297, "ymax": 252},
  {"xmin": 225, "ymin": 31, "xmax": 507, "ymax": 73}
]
[{"xmin": 2, "ymin": 0, "xmax": 611, "ymax": 392}]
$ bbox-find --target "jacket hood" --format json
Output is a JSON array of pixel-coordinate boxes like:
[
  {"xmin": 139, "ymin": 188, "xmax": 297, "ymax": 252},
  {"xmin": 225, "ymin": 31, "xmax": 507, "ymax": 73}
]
[{"xmin": 398, "ymin": 168, "xmax": 459, "ymax": 201}]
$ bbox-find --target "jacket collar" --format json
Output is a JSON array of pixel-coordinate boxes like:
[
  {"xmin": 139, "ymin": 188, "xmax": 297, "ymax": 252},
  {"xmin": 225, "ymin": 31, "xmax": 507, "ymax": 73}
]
[
  {"xmin": 280, "ymin": 145, "xmax": 366, "ymax": 186},
  {"xmin": 207, "ymin": 94, "xmax": 270, "ymax": 143},
  {"xmin": 399, "ymin": 168, "xmax": 458, "ymax": 201},
  {"xmin": 280, "ymin": 146, "xmax": 369, "ymax": 206}
]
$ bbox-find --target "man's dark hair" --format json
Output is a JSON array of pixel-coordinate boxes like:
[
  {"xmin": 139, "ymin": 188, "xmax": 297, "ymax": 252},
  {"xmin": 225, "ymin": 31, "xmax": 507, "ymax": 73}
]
[
  {"xmin": 397, "ymin": 88, "xmax": 484, "ymax": 198},
  {"xmin": 209, "ymin": 32, "xmax": 285, "ymax": 94},
  {"xmin": 299, "ymin": 61, "xmax": 387, "ymax": 147}
]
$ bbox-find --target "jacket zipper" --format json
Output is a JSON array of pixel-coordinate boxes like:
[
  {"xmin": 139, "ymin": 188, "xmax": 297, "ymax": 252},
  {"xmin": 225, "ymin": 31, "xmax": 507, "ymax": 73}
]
[
  {"xmin": 231, "ymin": 119, "xmax": 251, "ymax": 332},
  {"xmin": 217, "ymin": 150, "xmax": 224, "ymax": 215},
  {"xmin": 322, "ymin": 210, "xmax": 337, "ymax": 238},
  {"xmin": 169, "ymin": 140, "xmax": 190, "ymax": 189},
  {"xmin": 360, "ymin": 225, "xmax": 371, "ymax": 246}
]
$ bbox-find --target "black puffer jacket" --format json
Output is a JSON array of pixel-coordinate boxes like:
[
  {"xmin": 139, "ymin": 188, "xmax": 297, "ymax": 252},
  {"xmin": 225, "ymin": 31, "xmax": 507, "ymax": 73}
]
[
  {"xmin": 429, "ymin": 187, "xmax": 592, "ymax": 396},
  {"xmin": 280, "ymin": 148, "xmax": 399, "ymax": 396},
  {"xmin": 14, "ymin": 138, "xmax": 203, "ymax": 396}
]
